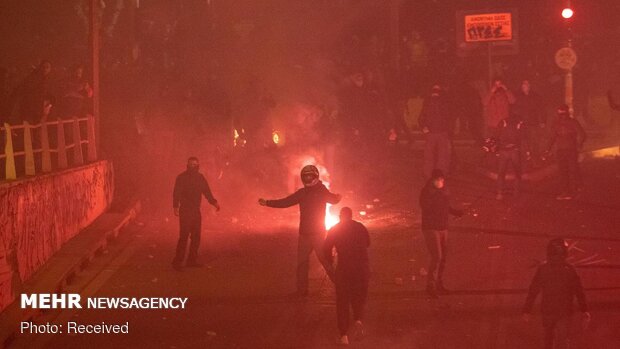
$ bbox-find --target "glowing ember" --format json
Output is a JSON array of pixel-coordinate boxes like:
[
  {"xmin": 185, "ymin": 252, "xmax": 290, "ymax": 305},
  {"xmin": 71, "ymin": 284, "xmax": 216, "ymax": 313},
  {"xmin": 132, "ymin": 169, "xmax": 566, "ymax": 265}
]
[
  {"xmin": 325, "ymin": 203, "xmax": 339, "ymax": 230},
  {"xmin": 272, "ymin": 130, "xmax": 281, "ymax": 145}
]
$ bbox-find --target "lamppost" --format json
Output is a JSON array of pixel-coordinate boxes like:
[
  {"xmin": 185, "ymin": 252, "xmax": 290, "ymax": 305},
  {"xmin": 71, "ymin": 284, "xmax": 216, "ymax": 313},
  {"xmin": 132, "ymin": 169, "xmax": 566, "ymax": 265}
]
[{"xmin": 560, "ymin": 2, "xmax": 576, "ymax": 117}]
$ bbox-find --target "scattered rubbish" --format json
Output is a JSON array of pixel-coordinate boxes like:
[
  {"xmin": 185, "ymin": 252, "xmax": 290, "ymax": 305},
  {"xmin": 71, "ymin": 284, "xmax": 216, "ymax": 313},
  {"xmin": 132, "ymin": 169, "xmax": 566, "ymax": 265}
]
[
  {"xmin": 472, "ymin": 213, "xmax": 479, "ymax": 217},
  {"xmin": 394, "ymin": 277, "xmax": 404, "ymax": 285},
  {"xmin": 359, "ymin": 211, "xmax": 367, "ymax": 216},
  {"xmin": 411, "ymin": 275, "xmax": 416, "ymax": 281},
  {"xmin": 207, "ymin": 331, "xmax": 217, "ymax": 337},
  {"xmin": 419, "ymin": 268, "xmax": 428, "ymax": 276},
  {"xmin": 488, "ymin": 245, "xmax": 501, "ymax": 250},
  {"xmin": 151, "ymin": 278, "xmax": 158, "ymax": 283},
  {"xmin": 373, "ymin": 198, "xmax": 380, "ymax": 203},
  {"xmin": 164, "ymin": 217, "xmax": 169, "ymax": 223},
  {"xmin": 148, "ymin": 255, "xmax": 154, "ymax": 259},
  {"xmin": 231, "ymin": 217, "xmax": 239, "ymax": 224},
  {"xmin": 366, "ymin": 204, "xmax": 374, "ymax": 209}
]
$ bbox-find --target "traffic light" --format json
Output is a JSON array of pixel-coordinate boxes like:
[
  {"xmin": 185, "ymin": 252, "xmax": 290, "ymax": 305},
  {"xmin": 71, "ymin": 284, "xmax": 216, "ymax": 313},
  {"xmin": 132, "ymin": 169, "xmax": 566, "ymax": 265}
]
[{"xmin": 561, "ymin": 8, "xmax": 574, "ymax": 19}]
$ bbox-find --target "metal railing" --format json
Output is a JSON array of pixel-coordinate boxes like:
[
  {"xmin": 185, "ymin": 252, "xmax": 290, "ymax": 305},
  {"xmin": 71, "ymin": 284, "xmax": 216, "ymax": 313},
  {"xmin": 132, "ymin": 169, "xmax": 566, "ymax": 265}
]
[{"xmin": 1, "ymin": 115, "xmax": 97, "ymax": 180}]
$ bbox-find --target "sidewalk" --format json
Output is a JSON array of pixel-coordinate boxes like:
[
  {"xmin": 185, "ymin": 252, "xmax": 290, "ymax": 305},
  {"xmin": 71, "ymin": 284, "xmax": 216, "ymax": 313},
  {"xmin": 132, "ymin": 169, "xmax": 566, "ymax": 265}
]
[{"xmin": 0, "ymin": 200, "xmax": 140, "ymax": 348}]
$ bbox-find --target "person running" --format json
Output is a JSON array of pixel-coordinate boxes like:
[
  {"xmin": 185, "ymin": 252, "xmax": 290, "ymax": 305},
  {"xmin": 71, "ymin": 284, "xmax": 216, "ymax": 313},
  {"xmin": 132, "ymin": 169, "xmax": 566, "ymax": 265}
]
[{"xmin": 323, "ymin": 207, "xmax": 370, "ymax": 345}]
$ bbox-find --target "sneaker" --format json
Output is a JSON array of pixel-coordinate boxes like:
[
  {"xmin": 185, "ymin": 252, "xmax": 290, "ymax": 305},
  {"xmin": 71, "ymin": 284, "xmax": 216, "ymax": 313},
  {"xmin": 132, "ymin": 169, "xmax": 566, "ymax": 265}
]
[
  {"xmin": 185, "ymin": 261, "xmax": 204, "ymax": 268},
  {"xmin": 337, "ymin": 335, "xmax": 350, "ymax": 346},
  {"xmin": 556, "ymin": 193, "xmax": 573, "ymax": 200},
  {"xmin": 351, "ymin": 321, "xmax": 365, "ymax": 340}
]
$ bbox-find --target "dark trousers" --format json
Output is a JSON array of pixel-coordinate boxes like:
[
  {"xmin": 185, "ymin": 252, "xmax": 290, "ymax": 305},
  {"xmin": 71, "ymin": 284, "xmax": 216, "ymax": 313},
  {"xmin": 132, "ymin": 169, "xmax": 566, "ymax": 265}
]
[
  {"xmin": 297, "ymin": 233, "xmax": 332, "ymax": 293},
  {"xmin": 423, "ymin": 229, "xmax": 448, "ymax": 288},
  {"xmin": 557, "ymin": 149, "xmax": 581, "ymax": 193},
  {"xmin": 336, "ymin": 273, "xmax": 369, "ymax": 336},
  {"xmin": 497, "ymin": 148, "xmax": 522, "ymax": 193},
  {"xmin": 423, "ymin": 132, "xmax": 452, "ymax": 178},
  {"xmin": 543, "ymin": 316, "xmax": 571, "ymax": 349},
  {"xmin": 174, "ymin": 209, "xmax": 201, "ymax": 264}
]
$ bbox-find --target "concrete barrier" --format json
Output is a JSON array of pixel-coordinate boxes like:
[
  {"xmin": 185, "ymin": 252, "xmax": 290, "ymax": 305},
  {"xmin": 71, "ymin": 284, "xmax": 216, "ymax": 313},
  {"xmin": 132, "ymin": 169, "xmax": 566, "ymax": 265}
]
[{"xmin": 0, "ymin": 160, "xmax": 113, "ymax": 312}]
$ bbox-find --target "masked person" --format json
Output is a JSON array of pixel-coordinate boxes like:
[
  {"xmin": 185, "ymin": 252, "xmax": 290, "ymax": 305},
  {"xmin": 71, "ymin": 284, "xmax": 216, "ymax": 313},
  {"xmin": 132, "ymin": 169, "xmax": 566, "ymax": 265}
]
[
  {"xmin": 323, "ymin": 207, "xmax": 370, "ymax": 345},
  {"xmin": 259, "ymin": 165, "xmax": 342, "ymax": 297},
  {"xmin": 522, "ymin": 238, "xmax": 590, "ymax": 349},
  {"xmin": 495, "ymin": 112, "xmax": 525, "ymax": 200},
  {"xmin": 172, "ymin": 157, "xmax": 220, "ymax": 270},
  {"xmin": 419, "ymin": 169, "xmax": 463, "ymax": 298},
  {"xmin": 545, "ymin": 105, "xmax": 586, "ymax": 200},
  {"xmin": 419, "ymin": 84, "xmax": 454, "ymax": 178},
  {"xmin": 514, "ymin": 80, "xmax": 546, "ymax": 161}
]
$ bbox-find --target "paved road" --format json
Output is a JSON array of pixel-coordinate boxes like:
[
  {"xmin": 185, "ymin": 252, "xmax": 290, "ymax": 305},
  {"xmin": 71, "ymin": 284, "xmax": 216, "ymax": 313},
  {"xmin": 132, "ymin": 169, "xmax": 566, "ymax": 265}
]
[{"xmin": 11, "ymin": 154, "xmax": 620, "ymax": 349}]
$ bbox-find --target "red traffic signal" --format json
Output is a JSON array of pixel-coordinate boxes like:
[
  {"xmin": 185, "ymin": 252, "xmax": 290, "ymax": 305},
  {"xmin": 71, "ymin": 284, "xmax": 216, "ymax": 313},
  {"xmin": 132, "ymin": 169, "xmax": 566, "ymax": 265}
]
[{"xmin": 562, "ymin": 8, "xmax": 574, "ymax": 19}]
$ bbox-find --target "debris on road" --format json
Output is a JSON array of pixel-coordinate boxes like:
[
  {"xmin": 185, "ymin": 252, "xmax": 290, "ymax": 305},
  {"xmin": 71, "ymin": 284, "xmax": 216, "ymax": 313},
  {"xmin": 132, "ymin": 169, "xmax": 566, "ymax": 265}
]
[{"xmin": 488, "ymin": 245, "xmax": 501, "ymax": 250}]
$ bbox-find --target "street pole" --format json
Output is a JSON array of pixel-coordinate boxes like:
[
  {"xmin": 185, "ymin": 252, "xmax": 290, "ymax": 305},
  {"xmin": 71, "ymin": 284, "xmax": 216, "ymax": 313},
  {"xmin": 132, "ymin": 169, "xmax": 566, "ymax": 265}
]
[
  {"xmin": 566, "ymin": 38, "xmax": 574, "ymax": 117},
  {"xmin": 90, "ymin": 0, "xmax": 100, "ymax": 152},
  {"xmin": 388, "ymin": 0, "xmax": 400, "ymax": 72}
]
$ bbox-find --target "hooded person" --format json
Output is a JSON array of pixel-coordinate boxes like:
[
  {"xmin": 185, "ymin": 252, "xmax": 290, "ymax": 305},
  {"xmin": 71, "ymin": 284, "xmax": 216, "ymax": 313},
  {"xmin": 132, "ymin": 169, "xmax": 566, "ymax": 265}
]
[
  {"xmin": 419, "ymin": 169, "xmax": 463, "ymax": 298},
  {"xmin": 259, "ymin": 165, "xmax": 342, "ymax": 297},
  {"xmin": 523, "ymin": 238, "xmax": 590, "ymax": 349},
  {"xmin": 172, "ymin": 157, "xmax": 220, "ymax": 270},
  {"xmin": 545, "ymin": 104, "xmax": 587, "ymax": 200},
  {"xmin": 323, "ymin": 207, "xmax": 370, "ymax": 345},
  {"xmin": 418, "ymin": 84, "xmax": 454, "ymax": 178}
]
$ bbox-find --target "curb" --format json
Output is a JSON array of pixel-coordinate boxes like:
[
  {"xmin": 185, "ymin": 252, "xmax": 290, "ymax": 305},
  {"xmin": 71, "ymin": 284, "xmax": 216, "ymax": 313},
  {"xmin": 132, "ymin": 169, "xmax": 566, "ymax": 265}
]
[
  {"xmin": 476, "ymin": 144, "xmax": 619, "ymax": 182},
  {"xmin": 0, "ymin": 199, "xmax": 141, "ymax": 348}
]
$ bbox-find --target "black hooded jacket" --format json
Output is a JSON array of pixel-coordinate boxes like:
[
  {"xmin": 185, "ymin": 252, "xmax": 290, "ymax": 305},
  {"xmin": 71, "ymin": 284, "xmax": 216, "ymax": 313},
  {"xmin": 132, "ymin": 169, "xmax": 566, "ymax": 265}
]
[
  {"xmin": 173, "ymin": 170, "xmax": 218, "ymax": 211},
  {"xmin": 419, "ymin": 182, "xmax": 461, "ymax": 230},
  {"xmin": 523, "ymin": 260, "xmax": 588, "ymax": 317},
  {"xmin": 266, "ymin": 181, "xmax": 340, "ymax": 235}
]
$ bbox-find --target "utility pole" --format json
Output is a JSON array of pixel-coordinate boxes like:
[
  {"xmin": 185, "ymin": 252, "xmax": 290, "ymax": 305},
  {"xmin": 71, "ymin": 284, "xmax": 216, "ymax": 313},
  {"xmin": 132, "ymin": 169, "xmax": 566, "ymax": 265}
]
[
  {"xmin": 388, "ymin": 0, "xmax": 400, "ymax": 72},
  {"xmin": 90, "ymin": 0, "xmax": 100, "ymax": 150}
]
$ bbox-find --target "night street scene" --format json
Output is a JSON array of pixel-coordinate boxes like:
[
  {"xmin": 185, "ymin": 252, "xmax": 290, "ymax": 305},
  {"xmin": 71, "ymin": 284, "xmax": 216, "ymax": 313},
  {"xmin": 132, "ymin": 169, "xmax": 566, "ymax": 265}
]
[{"xmin": 1, "ymin": 0, "xmax": 620, "ymax": 348}]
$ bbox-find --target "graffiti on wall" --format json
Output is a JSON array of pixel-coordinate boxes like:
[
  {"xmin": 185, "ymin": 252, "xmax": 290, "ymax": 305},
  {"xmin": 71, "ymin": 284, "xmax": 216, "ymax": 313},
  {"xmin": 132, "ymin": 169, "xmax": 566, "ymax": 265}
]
[{"xmin": 0, "ymin": 161, "xmax": 114, "ymax": 311}]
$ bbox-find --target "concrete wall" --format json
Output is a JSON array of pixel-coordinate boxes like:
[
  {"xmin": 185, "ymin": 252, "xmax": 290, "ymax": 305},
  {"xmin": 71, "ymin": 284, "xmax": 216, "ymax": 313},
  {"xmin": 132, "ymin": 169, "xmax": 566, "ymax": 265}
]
[{"xmin": 0, "ymin": 161, "xmax": 114, "ymax": 311}]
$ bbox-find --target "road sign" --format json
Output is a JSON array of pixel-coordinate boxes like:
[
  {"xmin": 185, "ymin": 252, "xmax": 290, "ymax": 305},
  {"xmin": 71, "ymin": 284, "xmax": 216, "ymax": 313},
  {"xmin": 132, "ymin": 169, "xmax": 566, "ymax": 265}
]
[
  {"xmin": 555, "ymin": 47, "xmax": 577, "ymax": 70},
  {"xmin": 464, "ymin": 12, "xmax": 512, "ymax": 42}
]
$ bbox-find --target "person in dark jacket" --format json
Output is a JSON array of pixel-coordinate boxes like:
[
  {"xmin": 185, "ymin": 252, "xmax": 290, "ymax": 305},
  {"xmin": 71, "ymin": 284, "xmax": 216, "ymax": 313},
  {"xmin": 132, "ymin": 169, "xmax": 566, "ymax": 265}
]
[
  {"xmin": 172, "ymin": 157, "xmax": 220, "ymax": 269},
  {"xmin": 419, "ymin": 169, "xmax": 463, "ymax": 297},
  {"xmin": 17, "ymin": 60, "xmax": 54, "ymax": 124},
  {"xmin": 522, "ymin": 238, "xmax": 590, "ymax": 349},
  {"xmin": 514, "ymin": 80, "xmax": 546, "ymax": 160},
  {"xmin": 323, "ymin": 207, "xmax": 370, "ymax": 345},
  {"xmin": 259, "ymin": 165, "xmax": 342, "ymax": 296},
  {"xmin": 419, "ymin": 84, "xmax": 454, "ymax": 178},
  {"xmin": 495, "ymin": 112, "xmax": 525, "ymax": 200},
  {"xmin": 545, "ymin": 105, "xmax": 587, "ymax": 200}
]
